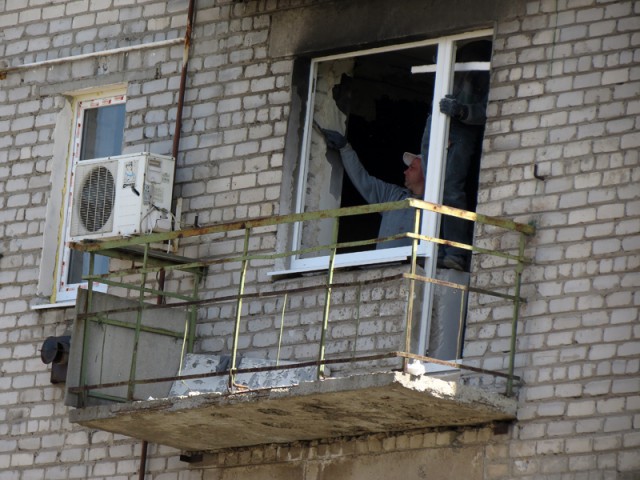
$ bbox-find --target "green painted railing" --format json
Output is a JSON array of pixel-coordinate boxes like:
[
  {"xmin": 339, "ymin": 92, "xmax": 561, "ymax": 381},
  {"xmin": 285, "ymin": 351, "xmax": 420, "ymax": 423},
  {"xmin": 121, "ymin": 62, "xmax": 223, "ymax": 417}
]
[{"xmin": 69, "ymin": 198, "xmax": 534, "ymax": 404}]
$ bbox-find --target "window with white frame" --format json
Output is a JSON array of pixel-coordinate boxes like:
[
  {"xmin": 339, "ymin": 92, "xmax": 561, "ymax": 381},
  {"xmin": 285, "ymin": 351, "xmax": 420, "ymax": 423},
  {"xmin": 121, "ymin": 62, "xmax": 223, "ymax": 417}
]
[
  {"xmin": 55, "ymin": 92, "xmax": 126, "ymax": 302},
  {"xmin": 291, "ymin": 31, "xmax": 493, "ymax": 274}
]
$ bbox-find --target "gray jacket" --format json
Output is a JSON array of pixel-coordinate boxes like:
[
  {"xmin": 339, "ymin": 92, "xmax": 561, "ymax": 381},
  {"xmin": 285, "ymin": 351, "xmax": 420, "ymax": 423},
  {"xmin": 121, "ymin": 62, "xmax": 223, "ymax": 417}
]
[{"xmin": 339, "ymin": 145, "xmax": 417, "ymax": 249}]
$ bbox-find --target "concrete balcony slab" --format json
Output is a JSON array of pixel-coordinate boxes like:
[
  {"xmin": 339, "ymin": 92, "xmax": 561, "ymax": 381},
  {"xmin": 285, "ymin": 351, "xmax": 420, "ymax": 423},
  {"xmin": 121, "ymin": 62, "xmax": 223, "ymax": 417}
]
[{"xmin": 69, "ymin": 371, "xmax": 516, "ymax": 452}]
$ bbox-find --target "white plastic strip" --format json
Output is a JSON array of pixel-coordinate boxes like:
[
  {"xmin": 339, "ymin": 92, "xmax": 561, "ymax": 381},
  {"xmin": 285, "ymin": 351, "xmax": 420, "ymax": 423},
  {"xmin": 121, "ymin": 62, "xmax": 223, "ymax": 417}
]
[
  {"xmin": 1, "ymin": 38, "xmax": 183, "ymax": 76},
  {"xmin": 411, "ymin": 61, "xmax": 491, "ymax": 74}
]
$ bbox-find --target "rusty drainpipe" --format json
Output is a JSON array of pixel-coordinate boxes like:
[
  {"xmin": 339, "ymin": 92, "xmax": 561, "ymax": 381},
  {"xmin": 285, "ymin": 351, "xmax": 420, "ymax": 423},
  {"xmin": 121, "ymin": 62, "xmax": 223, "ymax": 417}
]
[
  {"xmin": 156, "ymin": 0, "xmax": 197, "ymax": 303},
  {"xmin": 140, "ymin": 1, "xmax": 197, "ymax": 479}
]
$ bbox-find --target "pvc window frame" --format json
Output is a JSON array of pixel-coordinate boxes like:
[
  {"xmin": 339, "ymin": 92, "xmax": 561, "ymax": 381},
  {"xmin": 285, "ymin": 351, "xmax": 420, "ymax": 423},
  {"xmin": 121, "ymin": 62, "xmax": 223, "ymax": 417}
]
[
  {"xmin": 287, "ymin": 29, "xmax": 493, "ymax": 274},
  {"xmin": 54, "ymin": 90, "xmax": 127, "ymax": 303}
]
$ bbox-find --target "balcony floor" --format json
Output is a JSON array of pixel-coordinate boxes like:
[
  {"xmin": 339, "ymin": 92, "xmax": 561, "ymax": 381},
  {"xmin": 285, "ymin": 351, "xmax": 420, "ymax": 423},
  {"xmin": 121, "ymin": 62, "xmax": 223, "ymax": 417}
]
[{"xmin": 69, "ymin": 371, "xmax": 517, "ymax": 452}]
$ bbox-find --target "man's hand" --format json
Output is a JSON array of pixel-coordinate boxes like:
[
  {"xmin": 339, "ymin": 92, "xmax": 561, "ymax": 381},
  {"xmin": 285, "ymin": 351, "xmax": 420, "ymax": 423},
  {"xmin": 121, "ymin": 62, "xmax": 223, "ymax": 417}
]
[
  {"xmin": 320, "ymin": 129, "xmax": 347, "ymax": 150},
  {"xmin": 439, "ymin": 95, "xmax": 468, "ymax": 120}
]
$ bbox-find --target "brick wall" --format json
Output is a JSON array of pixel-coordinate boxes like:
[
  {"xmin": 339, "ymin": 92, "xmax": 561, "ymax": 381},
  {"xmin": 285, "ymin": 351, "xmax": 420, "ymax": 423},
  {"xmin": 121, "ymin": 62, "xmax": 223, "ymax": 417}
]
[
  {"xmin": 466, "ymin": 0, "xmax": 640, "ymax": 477},
  {"xmin": 0, "ymin": 0, "xmax": 638, "ymax": 479}
]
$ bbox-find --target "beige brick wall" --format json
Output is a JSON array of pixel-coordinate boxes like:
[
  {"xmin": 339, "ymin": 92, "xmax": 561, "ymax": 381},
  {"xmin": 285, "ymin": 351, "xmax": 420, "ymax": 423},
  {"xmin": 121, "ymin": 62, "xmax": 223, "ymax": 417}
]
[{"xmin": 465, "ymin": 0, "xmax": 640, "ymax": 477}]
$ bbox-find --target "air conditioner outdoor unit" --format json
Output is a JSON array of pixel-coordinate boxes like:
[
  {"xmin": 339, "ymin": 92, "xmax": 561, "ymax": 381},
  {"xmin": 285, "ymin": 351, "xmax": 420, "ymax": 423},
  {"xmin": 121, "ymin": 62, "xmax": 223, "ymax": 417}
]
[{"xmin": 69, "ymin": 152, "xmax": 175, "ymax": 241}]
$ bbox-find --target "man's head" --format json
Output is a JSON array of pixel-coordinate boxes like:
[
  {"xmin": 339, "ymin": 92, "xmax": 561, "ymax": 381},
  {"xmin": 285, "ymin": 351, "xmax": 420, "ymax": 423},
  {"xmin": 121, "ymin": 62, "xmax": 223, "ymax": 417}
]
[{"xmin": 402, "ymin": 152, "xmax": 425, "ymax": 196}]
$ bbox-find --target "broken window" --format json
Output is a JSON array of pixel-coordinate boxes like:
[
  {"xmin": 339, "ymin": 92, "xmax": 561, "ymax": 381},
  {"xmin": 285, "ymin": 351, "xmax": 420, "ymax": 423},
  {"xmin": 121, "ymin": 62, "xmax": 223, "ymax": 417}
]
[{"xmin": 291, "ymin": 32, "xmax": 493, "ymax": 274}]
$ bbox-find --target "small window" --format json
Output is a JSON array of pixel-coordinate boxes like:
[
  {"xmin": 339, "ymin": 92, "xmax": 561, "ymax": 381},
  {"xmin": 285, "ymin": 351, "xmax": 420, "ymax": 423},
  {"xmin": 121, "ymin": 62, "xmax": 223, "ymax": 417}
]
[
  {"xmin": 291, "ymin": 32, "xmax": 492, "ymax": 273},
  {"xmin": 55, "ymin": 93, "xmax": 126, "ymax": 302}
]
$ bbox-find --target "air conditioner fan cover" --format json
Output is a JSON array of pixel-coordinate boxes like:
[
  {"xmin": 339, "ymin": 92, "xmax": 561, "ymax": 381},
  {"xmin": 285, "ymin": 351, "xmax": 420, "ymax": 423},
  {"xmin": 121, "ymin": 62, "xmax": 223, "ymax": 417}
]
[
  {"xmin": 70, "ymin": 159, "xmax": 119, "ymax": 237},
  {"xmin": 79, "ymin": 165, "xmax": 116, "ymax": 232}
]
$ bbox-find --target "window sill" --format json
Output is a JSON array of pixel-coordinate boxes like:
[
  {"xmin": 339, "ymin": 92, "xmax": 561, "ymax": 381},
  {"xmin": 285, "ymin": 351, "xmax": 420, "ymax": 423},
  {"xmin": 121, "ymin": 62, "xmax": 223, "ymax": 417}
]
[
  {"xmin": 269, "ymin": 250, "xmax": 425, "ymax": 280},
  {"xmin": 31, "ymin": 301, "xmax": 76, "ymax": 310}
]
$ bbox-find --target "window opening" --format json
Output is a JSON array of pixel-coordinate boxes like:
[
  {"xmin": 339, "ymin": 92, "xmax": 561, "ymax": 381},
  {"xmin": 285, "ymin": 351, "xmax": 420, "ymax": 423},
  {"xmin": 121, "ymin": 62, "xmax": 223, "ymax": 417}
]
[
  {"xmin": 56, "ymin": 95, "xmax": 126, "ymax": 301},
  {"xmin": 297, "ymin": 43, "xmax": 436, "ymax": 268},
  {"xmin": 293, "ymin": 33, "xmax": 492, "ymax": 276}
]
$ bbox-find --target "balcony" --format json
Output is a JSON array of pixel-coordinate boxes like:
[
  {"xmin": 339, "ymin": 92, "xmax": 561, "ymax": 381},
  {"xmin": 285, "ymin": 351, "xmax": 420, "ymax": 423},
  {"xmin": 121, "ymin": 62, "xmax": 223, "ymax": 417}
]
[{"xmin": 65, "ymin": 199, "xmax": 534, "ymax": 453}]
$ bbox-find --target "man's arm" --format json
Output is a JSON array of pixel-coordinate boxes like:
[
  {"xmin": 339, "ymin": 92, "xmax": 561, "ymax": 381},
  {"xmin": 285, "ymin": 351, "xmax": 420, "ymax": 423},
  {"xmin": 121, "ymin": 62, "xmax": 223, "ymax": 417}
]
[
  {"xmin": 439, "ymin": 94, "xmax": 487, "ymax": 125},
  {"xmin": 339, "ymin": 145, "xmax": 405, "ymax": 204},
  {"xmin": 319, "ymin": 128, "xmax": 405, "ymax": 203}
]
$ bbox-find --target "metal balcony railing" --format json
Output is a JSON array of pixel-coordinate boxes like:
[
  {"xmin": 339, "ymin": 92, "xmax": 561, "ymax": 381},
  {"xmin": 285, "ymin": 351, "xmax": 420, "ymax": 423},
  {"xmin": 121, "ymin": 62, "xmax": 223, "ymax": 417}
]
[{"xmin": 67, "ymin": 198, "xmax": 534, "ymax": 407}]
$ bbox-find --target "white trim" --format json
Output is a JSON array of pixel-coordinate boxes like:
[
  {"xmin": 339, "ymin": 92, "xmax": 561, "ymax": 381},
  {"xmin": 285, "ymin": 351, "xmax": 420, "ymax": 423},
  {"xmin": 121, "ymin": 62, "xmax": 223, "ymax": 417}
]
[
  {"xmin": 291, "ymin": 60, "xmax": 319, "ymax": 257},
  {"xmin": 424, "ymin": 362, "xmax": 461, "ymax": 374},
  {"xmin": 31, "ymin": 301, "xmax": 76, "ymax": 310},
  {"xmin": 411, "ymin": 61, "xmax": 491, "ymax": 74},
  {"xmin": 310, "ymin": 29, "xmax": 493, "ymax": 64},
  {"xmin": 271, "ymin": 244, "xmax": 428, "ymax": 277},
  {"xmin": 268, "ymin": 251, "xmax": 417, "ymax": 279},
  {"xmin": 416, "ymin": 37, "xmax": 456, "ymax": 356}
]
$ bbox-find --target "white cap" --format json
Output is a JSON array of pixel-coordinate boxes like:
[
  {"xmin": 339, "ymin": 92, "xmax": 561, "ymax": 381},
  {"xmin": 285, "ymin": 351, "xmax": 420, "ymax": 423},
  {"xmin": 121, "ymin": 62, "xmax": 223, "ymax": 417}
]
[{"xmin": 402, "ymin": 152, "xmax": 422, "ymax": 167}]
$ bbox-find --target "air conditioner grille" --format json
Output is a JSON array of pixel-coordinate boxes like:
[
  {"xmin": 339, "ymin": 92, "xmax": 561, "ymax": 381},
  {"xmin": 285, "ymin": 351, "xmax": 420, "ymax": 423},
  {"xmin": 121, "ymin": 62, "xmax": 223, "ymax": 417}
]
[{"xmin": 79, "ymin": 165, "xmax": 116, "ymax": 233}]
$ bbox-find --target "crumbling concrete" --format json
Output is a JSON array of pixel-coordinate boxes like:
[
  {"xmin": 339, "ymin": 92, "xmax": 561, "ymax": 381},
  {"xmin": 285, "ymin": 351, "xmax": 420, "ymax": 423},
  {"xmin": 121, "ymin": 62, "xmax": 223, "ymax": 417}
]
[{"xmin": 69, "ymin": 371, "xmax": 516, "ymax": 452}]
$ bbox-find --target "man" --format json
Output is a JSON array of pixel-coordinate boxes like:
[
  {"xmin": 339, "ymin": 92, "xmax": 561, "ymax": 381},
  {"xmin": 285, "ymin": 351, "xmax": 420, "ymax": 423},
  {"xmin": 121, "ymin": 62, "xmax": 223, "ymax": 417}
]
[
  {"xmin": 422, "ymin": 40, "xmax": 491, "ymax": 271},
  {"xmin": 321, "ymin": 128, "xmax": 425, "ymax": 250}
]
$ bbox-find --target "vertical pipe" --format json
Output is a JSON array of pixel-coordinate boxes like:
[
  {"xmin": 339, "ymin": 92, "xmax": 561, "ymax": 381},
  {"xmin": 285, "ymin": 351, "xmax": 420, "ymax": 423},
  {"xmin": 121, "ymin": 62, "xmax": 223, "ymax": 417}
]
[
  {"xmin": 187, "ymin": 271, "xmax": 200, "ymax": 353},
  {"xmin": 79, "ymin": 253, "xmax": 96, "ymax": 407},
  {"xmin": 230, "ymin": 228, "xmax": 251, "ymax": 389},
  {"xmin": 403, "ymin": 208, "xmax": 421, "ymax": 371},
  {"xmin": 156, "ymin": 268, "xmax": 166, "ymax": 305},
  {"xmin": 138, "ymin": 441, "xmax": 148, "ymax": 480},
  {"xmin": 128, "ymin": 244, "xmax": 150, "ymax": 400},
  {"xmin": 352, "ymin": 284, "xmax": 362, "ymax": 358},
  {"xmin": 87, "ymin": 252, "xmax": 95, "ymax": 307},
  {"xmin": 276, "ymin": 294, "xmax": 288, "ymax": 366},
  {"xmin": 318, "ymin": 218, "xmax": 339, "ymax": 379},
  {"xmin": 156, "ymin": 0, "xmax": 197, "ymax": 292},
  {"xmin": 171, "ymin": 0, "xmax": 196, "ymax": 162},
  {"xmin": 456, "ymin": 291, "xmax": 465, "ymax": 359},
  {"xmin": 506, "ymin": 233, "xmax": 526, "ymax": 396},
  {"xmin": 140, "ymin": 1, "xmax": 197, "ymax": 477}
]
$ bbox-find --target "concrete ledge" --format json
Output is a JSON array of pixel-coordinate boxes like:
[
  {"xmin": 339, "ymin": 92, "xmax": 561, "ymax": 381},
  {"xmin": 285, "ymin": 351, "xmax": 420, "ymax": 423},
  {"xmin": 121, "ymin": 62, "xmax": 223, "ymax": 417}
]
[{"xmin": 69, "ymin": 372, "xmax": 516, "ymax": 452}]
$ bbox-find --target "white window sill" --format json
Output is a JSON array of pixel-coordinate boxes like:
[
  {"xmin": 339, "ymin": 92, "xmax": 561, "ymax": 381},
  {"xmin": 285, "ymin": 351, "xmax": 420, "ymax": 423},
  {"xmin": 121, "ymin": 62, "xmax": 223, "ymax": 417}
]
[
  {"xmin": 31, "ymin": 301, "xmax": 76, "ymax": 310},
  {"xmin": 31, "ymin": 284, "xmax": 108, "ymax": 310},
  {"xmin": 269, "ymin": 248, "xmax": 427, "ymax": 280}
]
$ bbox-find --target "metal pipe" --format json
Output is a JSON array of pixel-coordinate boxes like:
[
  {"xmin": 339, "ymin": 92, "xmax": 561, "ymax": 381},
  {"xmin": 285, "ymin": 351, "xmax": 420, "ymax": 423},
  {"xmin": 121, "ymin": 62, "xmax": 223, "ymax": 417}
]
[
  {"xmin": 352, "ymin": 284, "xmax": 362, "ymax": 358},
  {"xmin": 69, "ymin": 198, "xmax": 535, "ymax": 253},
  {"xmin": 403, "ymin": 208, "xmax": 421, "ymax": 371},
  {"xmin": 229, "ymin": 228, "xmax": 251, "ymax": 389},
  {"xmin": 187, "ymin": 270, "xmax": 200, "ymax": 353},
  {"xmin": 140, "ymin": 0, "xmax": 196, "ymax": 468},
  {"xmin": 172, "ymin": 0, "xmax": 196, "ymax": 162},
  {"xmin": 276, "ymin": 294, "xmax": 288, "ymax": 366},
  {"xmin": 318, "ymin": 218, "xmax": 339, "ymax": 379},
  {"xmin": 506, "ymin": 233, "xmax": 527, "ymax": 396},
  {"xmin": 138, "ymin": 441, "xmax": 148, "ymax": 480},
  {"xmin": 69, "ymin": 351, "xmax": 522, "ymax": 396},
  {"xmin": 77, "ymin": 272, "xmax": 408, "ymax": 320},
  {"xmin": 0, "ymin": 39, "xmax": 183, "ymax": 79},
  {"xmin": 158, "ymin": 0, "xmax": 197, "ymax": 300},
  {"xmin": 128, "ymin": 244, "xmax": 150, "ymax": 400},
  {"xmin": 86, "ymin": 315, "xmax": 184, "ymax": 338},
  {"xmin": 78, "ymin": 253, "xmax": 96, "ymax": 407}
]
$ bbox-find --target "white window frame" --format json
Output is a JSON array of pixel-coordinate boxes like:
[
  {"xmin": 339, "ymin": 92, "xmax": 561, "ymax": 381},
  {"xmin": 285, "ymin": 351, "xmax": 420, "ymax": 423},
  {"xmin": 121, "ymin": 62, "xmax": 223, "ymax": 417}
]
[
  {"xmin": 289, "ymin": 30, "xmax": 493, "ymax": 274},
  {"xmin": 54, "ymin": 90, "xmax": 127, "ymax": 303}
]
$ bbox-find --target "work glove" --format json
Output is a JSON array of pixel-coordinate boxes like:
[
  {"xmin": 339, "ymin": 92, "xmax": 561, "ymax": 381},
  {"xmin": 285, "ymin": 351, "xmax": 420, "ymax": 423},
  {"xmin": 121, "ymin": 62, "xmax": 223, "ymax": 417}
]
[
  {"xmin": 439, "ymin": 95, "xmax": 468, "ymax": 121},
  {"xmin": 320, "ymin": 128, "xmax": 347, "ymax": 150}
]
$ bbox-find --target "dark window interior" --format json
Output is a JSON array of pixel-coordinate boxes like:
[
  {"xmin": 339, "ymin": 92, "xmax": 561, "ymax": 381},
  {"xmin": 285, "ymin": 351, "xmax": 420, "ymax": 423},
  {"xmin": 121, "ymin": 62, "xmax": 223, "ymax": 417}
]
[{"xmin": 335, "ymin": 46, "xmax": 436, "ymax": 252}]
